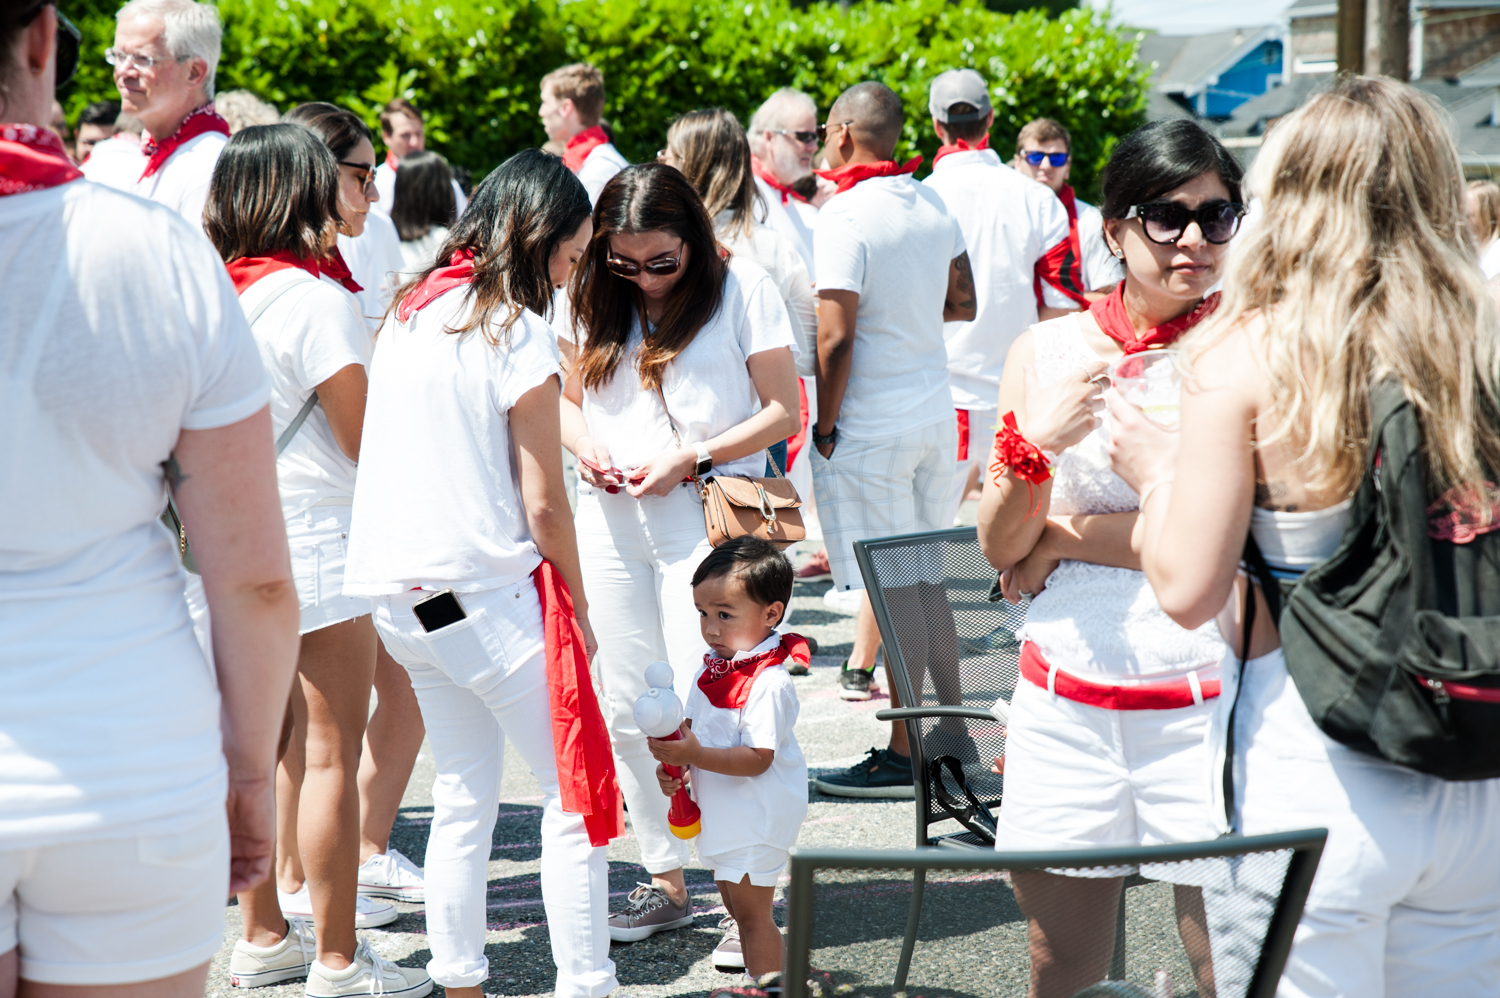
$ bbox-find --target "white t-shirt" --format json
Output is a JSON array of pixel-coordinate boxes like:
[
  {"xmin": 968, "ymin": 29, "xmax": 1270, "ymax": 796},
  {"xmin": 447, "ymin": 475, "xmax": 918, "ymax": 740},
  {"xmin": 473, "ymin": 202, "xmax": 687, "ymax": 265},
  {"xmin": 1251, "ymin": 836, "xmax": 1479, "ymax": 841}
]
[
  {"xmin": 814, "ymin": 175, "xmax": 965, "ymax": 440},
  {"xmin": 78, "ymin": 135, "xmax": 147, "ymax": 192},
  {"xmin": 344, "ymin": 290, "xmax": 562, "ymax": 594},
  {"xmin": 926, "ymin": 149, "xmax": 1074, "ymax": 412},
  {"xmin": 715, "ymin": 212, "xmax": 816, "ymax": 375},
  {"xmin": 372, "ymin": 159, "xmax": 468, "ymax": 219},
  {"xmin": 0, "ymin": 179, "xmax": 270, "ymax": 847},
  {"xmin": 1075, "ymin": 195, "xmax": 1124, "ymax": 293},
  {"xmin": 132, "ymin": 130, "xmax": 226, "ymax": 231},
  {"xmin": 754, "ymin": 175, "xmax": 819, "ymax": 282},
  {"xmin": 562, "ymin": 258, "xmax": 799, "ymax": 479},
  {"xmin": 399, "ymin": 225, "xmax": 451, "ymax": 279},
  {"xmin": 577, "ymin": 142, "xmax": 629, "ymax": 206},
  {"xmin": 339, "ymin": 209, "xmax": 407, "ymax": 333},
  {"xmin": 240, "ymin": 270, "xmax": 370, "ymax": 520},
  {"xmin": 683, "ymin": 632, "xmax": 808, "ymax": 856},
  {"xmin": 1481, "ymin": 238, "xmax": 1500, "ymax": 281}
]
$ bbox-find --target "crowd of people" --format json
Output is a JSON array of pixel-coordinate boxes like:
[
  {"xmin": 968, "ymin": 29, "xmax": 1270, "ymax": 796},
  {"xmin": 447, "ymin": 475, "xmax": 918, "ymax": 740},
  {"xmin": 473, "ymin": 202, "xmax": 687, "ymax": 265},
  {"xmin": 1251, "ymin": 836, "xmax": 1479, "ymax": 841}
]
[{"xmin": 7, "ymin": 1, "xmax": 1500, "ymax": 997}]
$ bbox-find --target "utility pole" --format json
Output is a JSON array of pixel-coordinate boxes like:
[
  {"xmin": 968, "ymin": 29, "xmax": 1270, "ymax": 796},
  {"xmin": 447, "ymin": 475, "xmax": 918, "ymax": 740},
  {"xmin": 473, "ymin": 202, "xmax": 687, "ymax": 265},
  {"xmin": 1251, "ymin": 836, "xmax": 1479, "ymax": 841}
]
[
  {"xmin": 1376, "ymin": 0, "xmax": 1411, "ymax": 79},
  {"xmin": 1337, "ymin": 0, "xmax": 1366, "ymax": 73},
  {"xmin": 1339, "ymin": 0, "xmax": 1411, "ymax": 77}
]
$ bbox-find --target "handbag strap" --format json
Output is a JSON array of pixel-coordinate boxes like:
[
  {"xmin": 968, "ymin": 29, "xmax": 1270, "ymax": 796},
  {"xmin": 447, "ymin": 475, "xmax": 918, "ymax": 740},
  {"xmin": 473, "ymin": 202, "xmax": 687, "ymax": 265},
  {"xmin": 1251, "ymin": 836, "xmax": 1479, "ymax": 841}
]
[{"xmin": 653, "ymin": 381, "xmax": 785, "ymax": 481}]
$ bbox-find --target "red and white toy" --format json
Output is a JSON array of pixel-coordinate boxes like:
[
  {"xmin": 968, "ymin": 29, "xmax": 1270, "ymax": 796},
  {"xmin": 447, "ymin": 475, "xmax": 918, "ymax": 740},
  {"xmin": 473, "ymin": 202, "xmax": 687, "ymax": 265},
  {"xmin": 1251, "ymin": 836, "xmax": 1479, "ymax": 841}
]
[{"xmin": 633, "ymin": 661, "xmax": 702, "ymax": 840}]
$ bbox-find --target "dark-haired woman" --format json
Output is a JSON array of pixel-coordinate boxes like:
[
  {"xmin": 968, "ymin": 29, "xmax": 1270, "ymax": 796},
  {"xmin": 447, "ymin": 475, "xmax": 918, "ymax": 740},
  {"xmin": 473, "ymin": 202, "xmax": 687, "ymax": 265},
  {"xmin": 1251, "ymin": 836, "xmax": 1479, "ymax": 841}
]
[
  {"xmin": 975, "ymin": 119, "xmax": 1243, "ymax": 998},
  {"xmin": 561, "ymin": 164, "xmax": 801, "ymax": 939},
  {"xmin": 204, "ymin": 124, "xmax": 431, "ymax": 995},
  {"xmin": 344, "ymin": 149, "xmax": 616, "ymax": 998},
  {"xmin": 392, "ymin": 149, "xmax": 458, "ymax": 275}
]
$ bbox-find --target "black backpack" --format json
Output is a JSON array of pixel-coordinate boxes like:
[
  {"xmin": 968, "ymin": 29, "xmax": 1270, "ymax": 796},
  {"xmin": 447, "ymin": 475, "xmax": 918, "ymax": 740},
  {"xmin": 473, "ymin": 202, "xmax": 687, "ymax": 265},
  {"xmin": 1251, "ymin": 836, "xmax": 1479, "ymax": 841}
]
[{"xmin": 1243, "ymin": 378, "xmax": 1500, "ymax": 780}]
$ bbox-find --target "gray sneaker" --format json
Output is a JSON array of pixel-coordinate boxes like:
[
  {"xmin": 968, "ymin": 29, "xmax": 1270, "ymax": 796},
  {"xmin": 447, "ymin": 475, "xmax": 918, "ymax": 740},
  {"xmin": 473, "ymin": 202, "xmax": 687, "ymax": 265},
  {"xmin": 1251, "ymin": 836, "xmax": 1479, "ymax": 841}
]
[
  {"xmin": 711, "ymin": 915, "xmax": 745, "ymax": 970},
  {"xmin": 608, "ymin": 883, "xmax": 695, "ymax": 942},
  {"xmin": 304, "ymin": 939, "xmax": 431, "ymax": 997},
  {"xmin": 229, "ymin": 917, "xmax": 315, "ymax": 988}
]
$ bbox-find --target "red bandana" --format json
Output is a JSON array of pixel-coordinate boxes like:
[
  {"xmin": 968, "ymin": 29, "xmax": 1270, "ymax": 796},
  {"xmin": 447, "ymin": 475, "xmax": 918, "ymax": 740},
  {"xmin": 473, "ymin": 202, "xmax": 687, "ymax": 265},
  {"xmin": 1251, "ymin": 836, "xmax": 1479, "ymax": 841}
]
[
  {"xmin": 697, "ymin": 634, "xmax": 811, "ymax": 709},
  {"xmin": 563, "ymin": 126, "xmax": 609, "ymax": 173},
  {"xmin": 223, "ymin": 251, "xmax": 321, "ymax": 295},
  {"xmin": 0, "ymin": 124, "xmax": 82, "ymax": 195},
  {"xmin": 139, "ymin": 103, "xmax": 229, "ymax": 181},
  {"xmin": 933, "ymin": 134, "xmax": 989, "ymax": 166},
  {"xmin": 1089, "ymin": 280, "xmax": 1219, "ymax": 355},
  {"xmin": 395, "ymin": 249, "xmax": 474, "ymax": 322},
  {"xmin": 751, "ymin": 155, "xmax": 808, "ymax": 205},
  {"xmin": 815, "ymin": 156, "xmax": 923, "ymax": 194},
  {"xmin": 320, "ymin": 246, "xmax": 363, "ymax": 295}
]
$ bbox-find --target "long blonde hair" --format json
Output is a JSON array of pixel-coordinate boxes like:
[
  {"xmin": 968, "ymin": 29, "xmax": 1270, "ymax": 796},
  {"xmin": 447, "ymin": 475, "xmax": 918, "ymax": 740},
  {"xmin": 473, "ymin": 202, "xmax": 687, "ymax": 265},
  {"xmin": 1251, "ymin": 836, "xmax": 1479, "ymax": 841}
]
[{"xmin": 1191, "ymin": 75, "xmax": 1500, "ymax": 496}]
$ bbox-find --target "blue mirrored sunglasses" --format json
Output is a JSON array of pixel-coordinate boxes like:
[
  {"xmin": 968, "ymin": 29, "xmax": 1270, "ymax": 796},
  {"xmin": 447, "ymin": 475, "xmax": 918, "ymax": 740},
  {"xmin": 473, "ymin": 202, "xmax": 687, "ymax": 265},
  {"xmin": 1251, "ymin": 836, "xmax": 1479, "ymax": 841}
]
[{"xmin": 1021, "ymin": 150, "xmax": 1069, "ymax": 168}]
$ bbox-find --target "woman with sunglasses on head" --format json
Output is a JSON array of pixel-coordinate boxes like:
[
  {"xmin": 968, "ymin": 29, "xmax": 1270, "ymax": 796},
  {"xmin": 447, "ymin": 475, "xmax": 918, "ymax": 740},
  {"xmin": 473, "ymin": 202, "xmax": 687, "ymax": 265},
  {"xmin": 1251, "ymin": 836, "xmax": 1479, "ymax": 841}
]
[
  {"xmin": 561, "ymin": 164, "xmax": 801, "ymax": 941},
  {"xmin": 975, "ymin": 118, "xmax": 1245, "ymax": 998}
]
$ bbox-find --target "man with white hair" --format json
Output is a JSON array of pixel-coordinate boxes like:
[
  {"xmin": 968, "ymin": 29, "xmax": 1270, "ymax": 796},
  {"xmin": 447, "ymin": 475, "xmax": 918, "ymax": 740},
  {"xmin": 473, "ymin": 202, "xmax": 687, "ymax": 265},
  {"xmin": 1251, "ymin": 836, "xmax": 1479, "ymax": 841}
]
[
  {"xmin": 111, "ymin": 0, "xmax": 228, "ymax": 228},
  {"xmin": 747, "ymin": 88, "xmax": 833, "ymax": 280}
]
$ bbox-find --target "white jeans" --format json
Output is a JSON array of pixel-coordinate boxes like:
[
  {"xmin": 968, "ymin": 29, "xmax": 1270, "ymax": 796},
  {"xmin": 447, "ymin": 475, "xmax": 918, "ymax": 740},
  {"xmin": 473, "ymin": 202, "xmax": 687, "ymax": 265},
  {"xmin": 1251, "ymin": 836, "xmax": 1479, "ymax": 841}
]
[
  {"xmin": 373, "ymin": 582, "xmax": 616, "ymax": 997},
  {"xmin": 574, "ymin": 484, "xmax": 712, "ymax": 874}
]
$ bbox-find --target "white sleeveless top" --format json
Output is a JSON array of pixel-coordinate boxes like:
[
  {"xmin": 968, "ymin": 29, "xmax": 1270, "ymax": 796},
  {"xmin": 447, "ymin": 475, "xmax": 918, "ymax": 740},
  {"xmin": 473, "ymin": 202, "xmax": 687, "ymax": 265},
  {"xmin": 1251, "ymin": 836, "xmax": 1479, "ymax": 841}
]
[
  {"xmin": 1020, "ymin": 314, "xmax": 1227, "ymax": 680},
  {"xmin": 1250, "ymin": 500, "xmax": 1352, "ymax": 574}
]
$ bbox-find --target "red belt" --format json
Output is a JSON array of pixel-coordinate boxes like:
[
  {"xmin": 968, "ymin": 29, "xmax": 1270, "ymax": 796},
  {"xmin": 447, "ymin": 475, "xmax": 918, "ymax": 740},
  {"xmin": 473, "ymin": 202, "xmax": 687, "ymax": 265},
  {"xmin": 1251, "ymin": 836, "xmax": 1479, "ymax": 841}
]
[{"xmin": 1020, "ymin": 642, "xmax": 1220, "ymax": 710}]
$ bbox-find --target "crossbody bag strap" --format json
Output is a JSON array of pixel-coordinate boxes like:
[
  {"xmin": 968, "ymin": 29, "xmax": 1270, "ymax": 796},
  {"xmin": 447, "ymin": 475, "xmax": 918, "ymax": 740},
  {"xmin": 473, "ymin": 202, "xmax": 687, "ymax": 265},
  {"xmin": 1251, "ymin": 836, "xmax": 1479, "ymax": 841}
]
[
  {"xmin": 653, "ymin": 383, "xmax": 782, "ymax": 478},
  {"xmin": 241, "ymin": 274, "xmax": 326, "ymax": 457}
]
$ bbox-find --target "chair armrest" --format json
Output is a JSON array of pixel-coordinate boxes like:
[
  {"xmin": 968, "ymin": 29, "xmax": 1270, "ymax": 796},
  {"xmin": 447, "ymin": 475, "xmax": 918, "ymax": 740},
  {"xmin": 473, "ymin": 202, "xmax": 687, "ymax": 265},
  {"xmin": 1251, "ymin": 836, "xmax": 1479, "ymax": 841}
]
[{"xmin": 875, "ymin": 707, "xmax": 1003, "ymax": 722}]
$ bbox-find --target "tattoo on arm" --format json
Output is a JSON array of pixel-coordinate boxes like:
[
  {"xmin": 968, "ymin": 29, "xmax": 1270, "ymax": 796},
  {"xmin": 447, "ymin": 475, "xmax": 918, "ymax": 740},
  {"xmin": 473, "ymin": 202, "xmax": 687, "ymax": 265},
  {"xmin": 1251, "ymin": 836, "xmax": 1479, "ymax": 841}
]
[
  {"xmin": 952, "ymin": 252, "xmax": 976, "ymax": 311},
  {"xmin": 163, "ymin": 455, "xmax": 191, "ymax": 493}
]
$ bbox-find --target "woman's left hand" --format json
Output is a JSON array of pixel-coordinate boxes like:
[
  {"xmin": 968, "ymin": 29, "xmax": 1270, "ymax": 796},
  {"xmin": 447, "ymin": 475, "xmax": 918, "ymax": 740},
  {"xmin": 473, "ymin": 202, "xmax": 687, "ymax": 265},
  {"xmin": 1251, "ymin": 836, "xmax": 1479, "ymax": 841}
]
[
  {"xmin": 1106, "ymin": 388, "xmax": 1180, "ymax": 493},
  {"xmin": 999, "ymin": 544, "xmax": 1062, "ymax": 604},
  {"xmin": 625, "ymin": 447, "xmax": 698, "ymax": 498}
]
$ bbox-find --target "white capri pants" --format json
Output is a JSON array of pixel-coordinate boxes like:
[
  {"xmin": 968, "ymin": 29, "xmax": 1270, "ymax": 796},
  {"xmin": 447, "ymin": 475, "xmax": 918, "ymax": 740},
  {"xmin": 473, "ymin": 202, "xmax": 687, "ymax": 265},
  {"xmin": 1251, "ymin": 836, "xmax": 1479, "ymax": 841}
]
[
  {"xmin": 574, "ymin": 483, "xmax": 713, "ymax": 875},
  {"xmin": 373, "ymin": 582, "xmax": 617, "ymax": 998},
  {"xmin": 1231, "ymin": 650, "xmax": 1500, "ymax": 998}
]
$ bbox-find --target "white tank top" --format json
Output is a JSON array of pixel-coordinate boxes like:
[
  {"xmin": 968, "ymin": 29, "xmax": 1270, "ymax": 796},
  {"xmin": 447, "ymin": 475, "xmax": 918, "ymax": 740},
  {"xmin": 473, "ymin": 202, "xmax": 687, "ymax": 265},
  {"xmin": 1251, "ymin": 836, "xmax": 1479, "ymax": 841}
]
[
  {"xmin": 1250, "ymin": 500, "xmax": 1352, "ymax": 575},
  {"xmin": 1019, "ymin": 313, "xmax": 1228, "ymax": 680}
]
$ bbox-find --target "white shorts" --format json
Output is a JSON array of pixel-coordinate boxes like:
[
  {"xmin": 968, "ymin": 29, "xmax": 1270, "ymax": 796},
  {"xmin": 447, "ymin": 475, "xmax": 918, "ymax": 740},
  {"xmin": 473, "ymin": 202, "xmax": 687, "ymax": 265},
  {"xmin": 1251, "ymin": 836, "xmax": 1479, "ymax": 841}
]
[
  {"xmin": 809, "ymin": 418, "xmax": 957, "ymax": 592},
  {"xmin": 698, "ymin": 844, "xmax": 789, "ymax": 888},
  {"xmin": 0, "ymin": 811, "xmax": 229, "ymax": 985},
  {"xmin": 994, "ymin": 676, "xmax": 1219, "ymax": 875},
  {"xmin": 287, "ymin": 502, "xmax": 370, "ymax": 634}
]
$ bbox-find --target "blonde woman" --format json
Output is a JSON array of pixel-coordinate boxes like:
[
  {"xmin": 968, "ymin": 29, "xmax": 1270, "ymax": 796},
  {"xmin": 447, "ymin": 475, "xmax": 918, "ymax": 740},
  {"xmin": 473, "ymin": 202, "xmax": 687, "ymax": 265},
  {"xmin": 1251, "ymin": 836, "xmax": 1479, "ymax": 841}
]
[
  {"xmin": 1110, "ymin": 76, "xmax": 1500, "ymax": 996},
  {"xmin": 1465, "ymin": 179, "xmax": 1500, "ymax": 279}
]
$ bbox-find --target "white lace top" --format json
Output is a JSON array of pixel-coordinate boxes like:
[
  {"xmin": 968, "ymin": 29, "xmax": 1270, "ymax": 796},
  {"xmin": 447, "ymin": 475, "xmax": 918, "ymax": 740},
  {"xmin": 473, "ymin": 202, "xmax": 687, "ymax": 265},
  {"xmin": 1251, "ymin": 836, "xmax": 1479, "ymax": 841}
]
[{"xmin": 1019, "ymin": 313, "xmax": 1227, "ymax": 679}]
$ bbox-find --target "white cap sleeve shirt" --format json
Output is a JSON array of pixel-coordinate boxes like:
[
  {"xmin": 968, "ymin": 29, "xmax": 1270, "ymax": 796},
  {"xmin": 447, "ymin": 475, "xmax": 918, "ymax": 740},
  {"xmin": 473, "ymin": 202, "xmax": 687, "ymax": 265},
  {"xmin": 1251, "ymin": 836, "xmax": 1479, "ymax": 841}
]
[
  {"xmin": 814, "ymin": 175, "xmax": 966, "ymax": 440},
  {"xmin": 571, "ymin": 258, "xmax": 800, "ymax": 480},
  {"xmin": 1, "ymin": 180, "xmax": 270, "ymax": 846},
  {"xmin": 925, "ymin": 149, "xmax": 1074, "ymax": 411},
  {"xmin": 343, "ymin": 291, "xmax": 563, "ymax": 595},
  {"xmin": 239, "ymin": 271, "xmax": 371, "ymax": 520},
  {"xmin": 1075, "ymin": 196, "xmax": 1124, "ymax": 293},
  {"xmin": 132, "ymin": 130, "xmax": 227, "ymax": 231}
]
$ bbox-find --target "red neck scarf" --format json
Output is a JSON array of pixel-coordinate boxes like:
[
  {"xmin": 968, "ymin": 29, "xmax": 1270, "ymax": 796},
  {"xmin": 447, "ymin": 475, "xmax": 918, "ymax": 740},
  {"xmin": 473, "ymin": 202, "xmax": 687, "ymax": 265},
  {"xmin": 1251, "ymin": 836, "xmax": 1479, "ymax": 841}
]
[
  {"xmin": 385, "ymin": 150, "xmax": 399, "ymax": 170},
  {"xmin": 139, "ymin": 103, "xmax": 229, "ymax": 181},
  {"xmin": 751, "ymin": 155, "xmax": 808, "ymax": 205},
  {"xmin": 697, "ymin": 633, "xmax": 811, "ymax": 709},
  {"xmin": 1089, "ymin": 280, "xmax": 1219, "ymax": 354},
  {"xmin": 563, "ymin": 126, "xmax": 610, "ymax": 173},
  {"xmin": 395, "ymin": 249, "xmax": 475, "ymax": 322},
  {"xmin": 816, "ymin": 155, "xmax": 922, "ymax": 195},
  {"xmin": 0, "ymin": 124, "xmax": 82, "ymax": 195},
  {"xmin": 320, "ymin": 246, "xmax": 363, "ymax": 295},
  {"xmin": 533, "ymin": 561, "xmax": 623, "ymax": 847},
  {"xmin": 933, "ymin": 133, "xmax": 989, "ymax": 166},
  {"xmin": 224, "ymin": 251, "xmax": 321, "ymax": 295}
]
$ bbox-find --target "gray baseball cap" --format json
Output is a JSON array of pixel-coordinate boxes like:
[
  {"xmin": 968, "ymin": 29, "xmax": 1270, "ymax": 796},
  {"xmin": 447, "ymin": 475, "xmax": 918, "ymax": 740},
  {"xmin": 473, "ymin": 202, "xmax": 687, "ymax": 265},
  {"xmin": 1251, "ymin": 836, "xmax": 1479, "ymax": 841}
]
[{"xmin": 929, "ymin": 69, "xmax": 992, "ymax": 123}]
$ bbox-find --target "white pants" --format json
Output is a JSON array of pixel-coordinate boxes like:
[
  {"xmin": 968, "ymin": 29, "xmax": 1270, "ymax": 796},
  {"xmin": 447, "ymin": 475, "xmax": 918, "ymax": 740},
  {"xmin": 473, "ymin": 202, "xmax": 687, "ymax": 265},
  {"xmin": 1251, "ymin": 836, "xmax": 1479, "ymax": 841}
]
[
  {"xmin": 574, "ymin": 484, "xmax": 712, "ymax": 874},
  {"xmin": 1233, "ymin": 650, "xmax": 1500, "ymax": 998},
  {"xmin": 373, "ymin": 582, "xmax": 616, "ymax": 997}
]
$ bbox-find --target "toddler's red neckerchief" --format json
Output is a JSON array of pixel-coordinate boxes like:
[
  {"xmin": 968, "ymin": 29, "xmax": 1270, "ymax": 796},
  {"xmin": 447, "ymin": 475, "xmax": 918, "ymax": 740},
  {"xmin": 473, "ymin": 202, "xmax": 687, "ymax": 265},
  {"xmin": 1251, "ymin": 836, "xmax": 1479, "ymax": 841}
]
[
  {"xmin": 816, "ymin": 156, "xmax": 922, "ymax": 194},
  {"xmin": 697, "ymin": 633, "xmax": 811, "ymax": 709},
  {"xmin": 139, "ymin": 103, "xmax": 229, "ymax": 181},
  {"xmin": 395, "ymin": 249, "xmax": 475, "ymax": 321},
  {"xmin": 0, "ymin": 124, "xmax": 82, "ymax": 195},
  {"xmin": 751, "ymin": 155, "xmax": 807, "ymax": 204},
  {"xmin": 320, "ymin": 247, "xmax": 364, "ymax": 295},
  {"xmin": 224, "ymin": 251, "xmax": 322, "ymax": 295},
  {"xmin": 563, "ymin": 126, "xmax": 610, "ymax": 173},
  {"xmin": 1089, "ymin": 280, "xmax": 1219, "ymax": 355},
  {"xmin": 933, "ymin": 134, "xmax": 989, "ymax": 166}
]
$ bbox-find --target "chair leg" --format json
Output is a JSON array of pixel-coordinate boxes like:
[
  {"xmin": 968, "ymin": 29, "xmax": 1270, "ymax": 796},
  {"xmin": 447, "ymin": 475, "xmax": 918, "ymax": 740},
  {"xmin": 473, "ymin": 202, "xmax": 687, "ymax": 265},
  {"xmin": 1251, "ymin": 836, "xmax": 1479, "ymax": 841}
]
[
  {"xmin": 1108, "ymin": 883, "xmax": 1127, "ymax": 980},
  {"xmin": 894, "ymin": 867, "xmax": 926, "ymax": 993}
]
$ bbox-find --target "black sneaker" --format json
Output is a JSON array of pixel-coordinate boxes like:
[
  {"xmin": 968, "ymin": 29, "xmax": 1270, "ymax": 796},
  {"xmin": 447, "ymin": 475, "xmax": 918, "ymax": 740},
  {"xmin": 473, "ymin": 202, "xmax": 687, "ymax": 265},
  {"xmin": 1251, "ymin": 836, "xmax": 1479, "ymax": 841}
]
[
  {"xmin": 814, "ymin": 747, "xmax": 915, "ymax": 799},
  {"xmin": 837, "ymin": 662, "xmax": 876, "ymax": 700}
]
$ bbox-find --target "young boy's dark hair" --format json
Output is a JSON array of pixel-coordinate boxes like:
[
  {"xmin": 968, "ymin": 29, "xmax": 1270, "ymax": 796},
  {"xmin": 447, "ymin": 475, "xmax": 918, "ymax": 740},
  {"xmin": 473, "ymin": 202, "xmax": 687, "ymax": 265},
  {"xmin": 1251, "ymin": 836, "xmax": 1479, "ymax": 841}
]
[{"xmin": 691, "ymin": 537, "xmax": 794, "ymax": 619}]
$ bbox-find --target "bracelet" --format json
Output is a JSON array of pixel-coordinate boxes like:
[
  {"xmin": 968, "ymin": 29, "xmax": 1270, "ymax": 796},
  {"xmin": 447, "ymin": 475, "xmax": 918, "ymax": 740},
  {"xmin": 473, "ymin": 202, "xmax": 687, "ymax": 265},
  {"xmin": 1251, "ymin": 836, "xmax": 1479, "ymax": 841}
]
[
  {"xmin": 1138, "ymin": 479, "xmax": 1175, "ymax": 508},
  {"xmin": 990, "ymin": 411, "xmax": 1055, "ymax": 487}
]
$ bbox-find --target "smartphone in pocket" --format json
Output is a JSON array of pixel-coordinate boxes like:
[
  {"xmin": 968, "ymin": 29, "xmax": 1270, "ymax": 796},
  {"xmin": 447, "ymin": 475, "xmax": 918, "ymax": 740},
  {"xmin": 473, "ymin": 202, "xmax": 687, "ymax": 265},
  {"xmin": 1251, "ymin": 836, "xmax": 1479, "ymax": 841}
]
[{"xmin": 413, "ymin": 588, "xmax": 467, "ymax": 633}]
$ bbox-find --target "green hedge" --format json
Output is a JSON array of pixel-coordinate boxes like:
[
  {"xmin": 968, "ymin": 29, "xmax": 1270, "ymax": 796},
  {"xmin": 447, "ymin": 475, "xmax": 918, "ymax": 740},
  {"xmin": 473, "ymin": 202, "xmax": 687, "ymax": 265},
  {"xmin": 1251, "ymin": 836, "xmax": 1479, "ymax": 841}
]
[{"xmin": 62, "ymin": 0, "xmax": 1148, "ymax": 198}]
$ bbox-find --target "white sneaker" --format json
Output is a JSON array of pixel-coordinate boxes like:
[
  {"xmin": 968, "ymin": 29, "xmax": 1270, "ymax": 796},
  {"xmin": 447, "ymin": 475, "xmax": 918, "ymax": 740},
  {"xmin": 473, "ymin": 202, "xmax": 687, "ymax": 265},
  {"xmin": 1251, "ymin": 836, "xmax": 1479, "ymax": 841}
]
[
  {"xmin": 711, "ymin": 915, "xmax": 745, "ymax": 970},
  {"xmin": 278, "ymin": 884, "xmax": 398, "ymax": 928},
  {"xmin": 356, "ymin": 848, "xmax": 425, "ymax": 903},
  {"xmin": 304, "ymin": 939, "xmax": 432, "ymax": 997},
  {"xmin": 229, "ymin": 916, "xmax": 315, "ymax": 988}
]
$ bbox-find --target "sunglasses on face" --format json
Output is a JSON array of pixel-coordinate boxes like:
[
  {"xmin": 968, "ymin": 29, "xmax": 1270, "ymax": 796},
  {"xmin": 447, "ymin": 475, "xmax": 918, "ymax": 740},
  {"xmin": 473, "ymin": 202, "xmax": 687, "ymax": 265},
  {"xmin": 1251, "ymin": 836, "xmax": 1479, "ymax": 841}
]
[
  {"xmin": 339, "ymin": 161, "xmax": 377, "ymax": 191},
  {"xmin": 1021, "ymin": 150, "xmax": 1069, "ymax": 168},
  {"xmin": 771, "ymin": 129, "xmax": 818, "ymax": 146},
  {"xmin": 606, "ymin": 245, "xmax": 684, "ymax": 278},
  {"xmin": 23, "ymin": 4, "xmax": 79, "ymax": 87},
  {"xmin": 1125, "ymin": 200, "xmax": 1247, "ymax": 246},
  {"xmin": 816, "ymin": 120, "xmax": 853, "ymax": 143}
]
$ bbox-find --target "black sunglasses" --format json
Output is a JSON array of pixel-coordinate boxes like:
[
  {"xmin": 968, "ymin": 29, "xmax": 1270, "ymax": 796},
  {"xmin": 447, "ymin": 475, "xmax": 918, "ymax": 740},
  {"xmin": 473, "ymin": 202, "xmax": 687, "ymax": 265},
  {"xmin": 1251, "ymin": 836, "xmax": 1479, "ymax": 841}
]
[
  {"xmin": 1125, "ymin": 200, "xmax": 1247, "ymax": 246},
  {"xmin": 22, "ymin": 3, "xmax": 80, "ymax": 88},
  {"xmin": 606, "ymin": 246, "xmax": 683, "ymax": 278},
  {"xmin": 1021, "ymin": 150, "xmax": 1069, "ymax": 168}
]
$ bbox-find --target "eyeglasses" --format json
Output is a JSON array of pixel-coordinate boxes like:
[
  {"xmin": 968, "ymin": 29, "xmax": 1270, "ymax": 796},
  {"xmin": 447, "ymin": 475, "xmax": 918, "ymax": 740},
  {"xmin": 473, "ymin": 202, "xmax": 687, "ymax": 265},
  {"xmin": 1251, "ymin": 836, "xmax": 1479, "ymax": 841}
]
[
  {"xmin": 22, "ymin": 4, "xmax": 79, "ymax": 86},
  {"xmin": 1125, "ymin": 200, "xmax": 1247, "ymax": 246},
  {"xmin": 771, "ymin": 129, "xmax": 819, "ymax": 146},
  {"xmin": 104, "ymin": 48, "xmax": 181, "ymax": 72},
  {"xmin": 816, "ymin": 120, "xmax": 853, "ymax": 143},
  {"xmin": 1021, "ymin": 150, "xmax": 1070, "ymax": 168},
  {"xmin": 606, "ymin": 245, "xmax": 684, "ymax": 278},
  {"xmin": 339, "ymin": 161, "xmax": 377, "ymax": 191}
]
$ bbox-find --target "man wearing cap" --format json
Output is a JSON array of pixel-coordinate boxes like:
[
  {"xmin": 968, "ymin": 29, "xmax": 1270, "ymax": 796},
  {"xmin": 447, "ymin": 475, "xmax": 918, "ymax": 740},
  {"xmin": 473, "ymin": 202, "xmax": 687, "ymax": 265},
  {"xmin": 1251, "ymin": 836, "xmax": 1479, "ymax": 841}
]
[
  {"xmin": 1013, "ymin": 117, "xmax": 1123, "ymax": 303},
  {"xmin": 923, "ymin": 70, "xmax": 1081, "ymax": 520}
]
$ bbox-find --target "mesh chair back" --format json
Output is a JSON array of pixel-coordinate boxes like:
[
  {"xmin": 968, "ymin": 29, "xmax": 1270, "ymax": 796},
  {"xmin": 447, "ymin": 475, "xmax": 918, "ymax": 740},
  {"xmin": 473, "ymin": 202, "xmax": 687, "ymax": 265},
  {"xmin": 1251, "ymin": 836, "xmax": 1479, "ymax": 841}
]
[{"xmin": 854, "ymin": 527, "xmax": 1023, "ymax": 846}]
